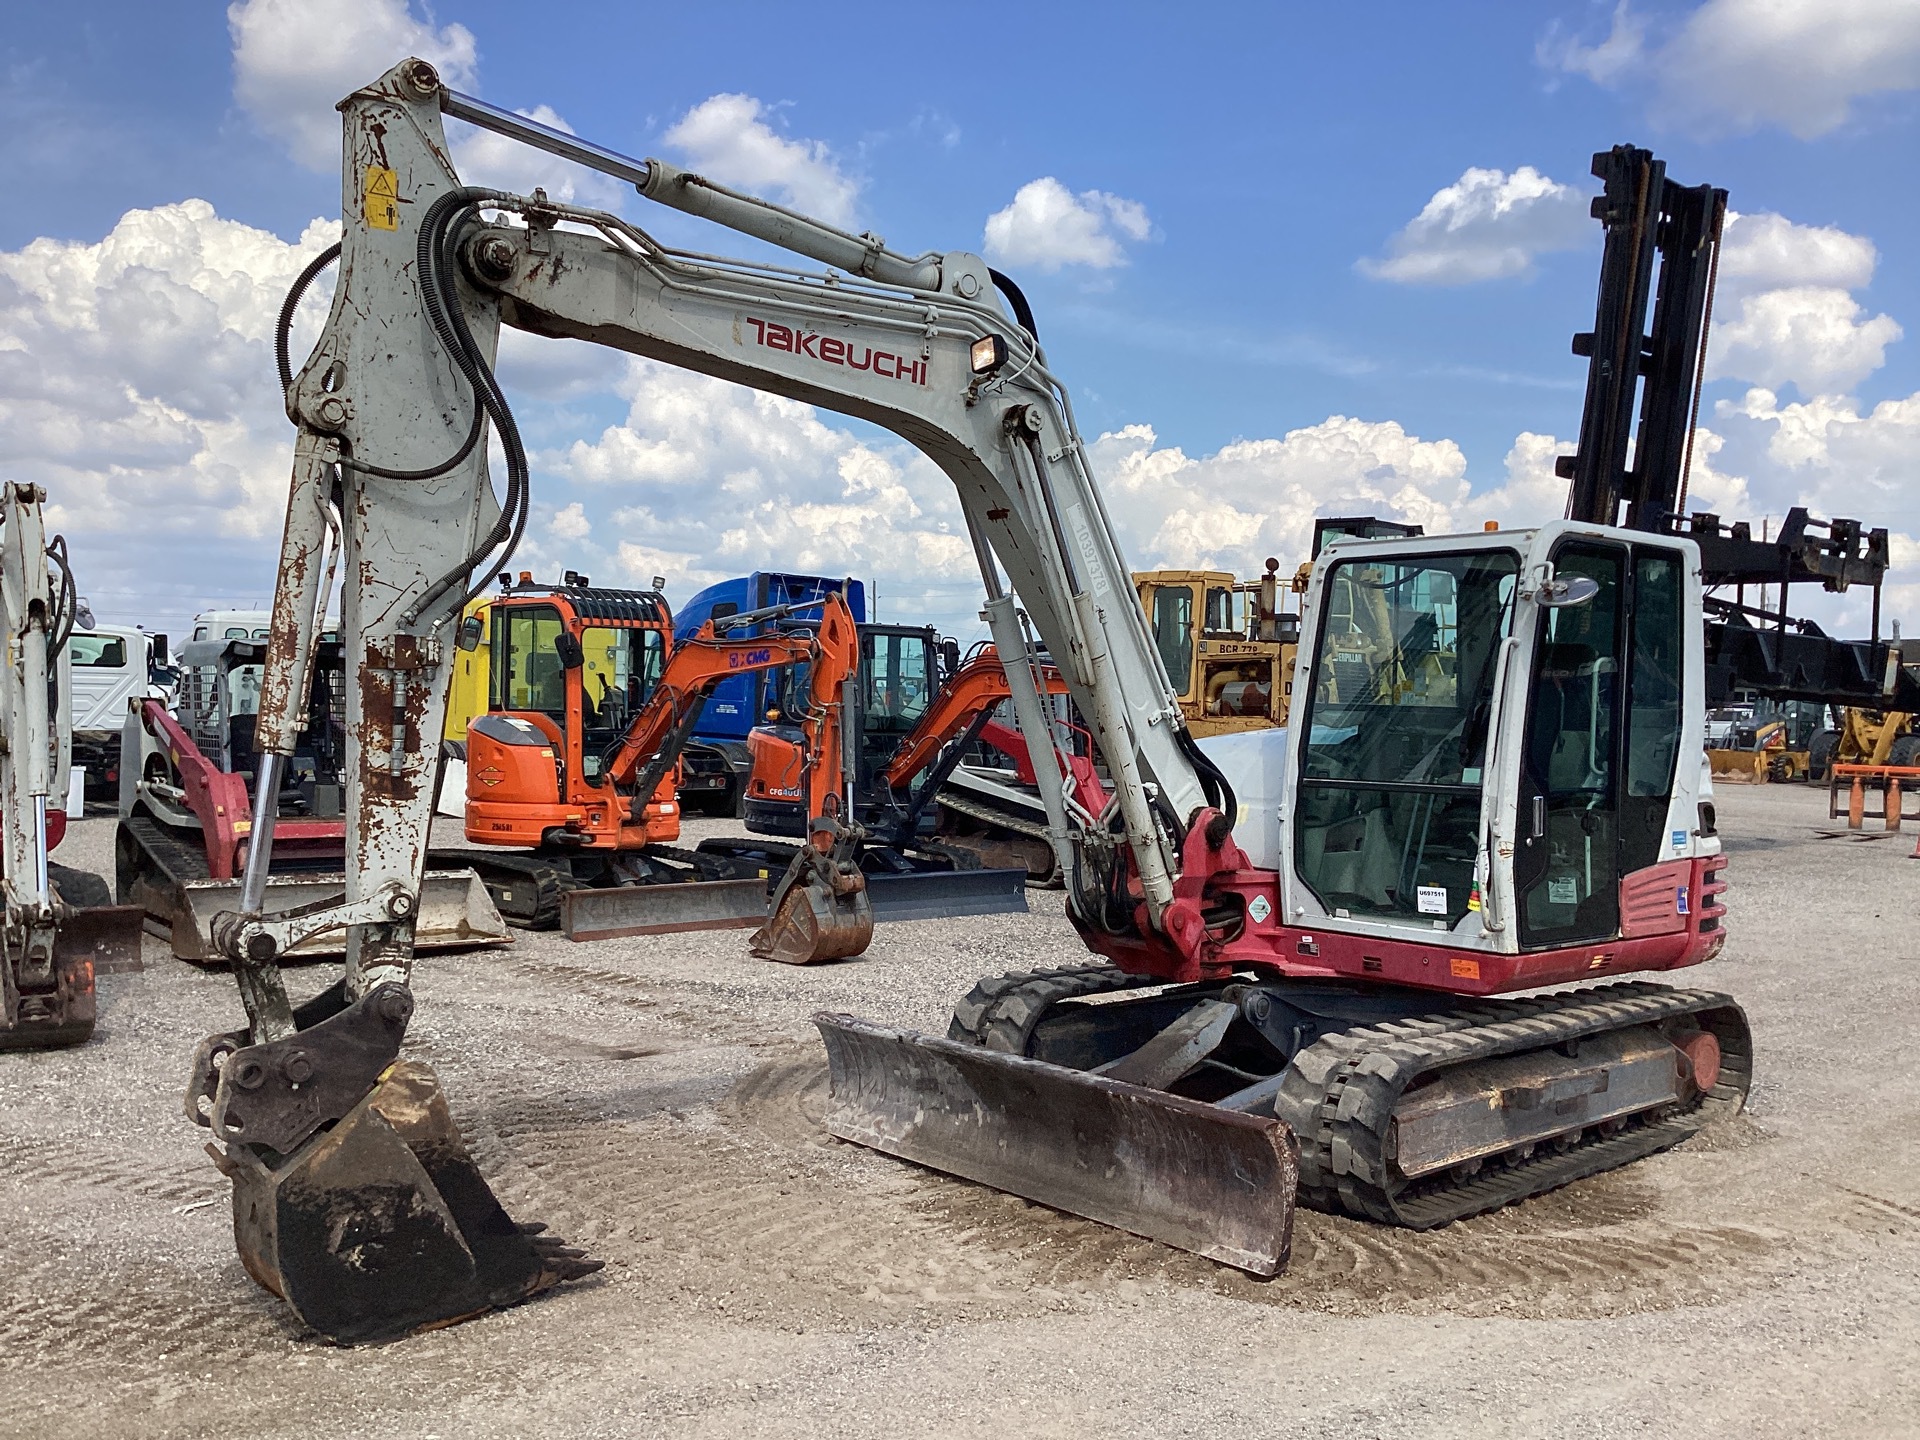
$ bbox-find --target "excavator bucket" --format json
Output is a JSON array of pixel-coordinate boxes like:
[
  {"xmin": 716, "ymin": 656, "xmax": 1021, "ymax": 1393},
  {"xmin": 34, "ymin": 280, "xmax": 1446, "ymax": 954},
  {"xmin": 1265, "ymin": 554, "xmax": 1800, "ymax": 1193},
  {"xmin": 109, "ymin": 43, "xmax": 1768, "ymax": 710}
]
[
  {"xmin": 223, "ymin": 1059, "xmax": 600, "ymax": 1344},
  {"xmin": 750, "ymin": 872, "xmax": 874, "ymax": 965},
  {"xmin": 748, "ymin": 823, "xmax": 876, "ymax": 965},
  {"xmin": 813, "ymin": 1014, "xmax": 1299, "ymax": 1275}
]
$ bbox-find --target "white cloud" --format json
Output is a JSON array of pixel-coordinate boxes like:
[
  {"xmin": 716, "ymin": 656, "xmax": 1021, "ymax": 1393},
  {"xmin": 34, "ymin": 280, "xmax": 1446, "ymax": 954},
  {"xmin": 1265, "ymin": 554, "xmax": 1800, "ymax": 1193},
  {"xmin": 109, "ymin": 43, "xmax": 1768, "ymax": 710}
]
[
  {"xmin": 1707, "ymin": 211, "xmax": 1902, "ymax": 395},
  {"xmin": 1087, "ymin": 417, "xmax": 1469, "ymax": 577},
  {"xmin": 548, "ymin": 501, "xmax": 591, "ymax": 541},
  {"xmin": 983, "ymin": 179, "xmax": 1153, "ymax": 274},
  {"xmin": 663, "ymin": 95, "xmax": 860, "ymax": 228},
  {"xmin": 1359, "ymin": 166, "xmax": 1591, "ymax": 285},
  {"xmin": 1544, "ymin": 0, "xmax": 1920, "ymax": 139},
  {"xmin": 534, "ymin": 360, "xmax": 975, "ymax": 615},
  {"xmin": 0, "ymin": 200, "xmax": 340, "ymax": 631},
  {"xmin": 228, "ymin": 0, "xmax": 477, "ymax": 171}
]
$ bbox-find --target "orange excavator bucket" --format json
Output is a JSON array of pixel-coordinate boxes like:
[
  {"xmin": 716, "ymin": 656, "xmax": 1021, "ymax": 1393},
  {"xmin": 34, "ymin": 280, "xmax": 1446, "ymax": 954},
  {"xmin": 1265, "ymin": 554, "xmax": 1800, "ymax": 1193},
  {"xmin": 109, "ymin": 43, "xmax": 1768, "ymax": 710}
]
[{"xmin": 749, "ymin": 817, "xmax": 874, "ymax": 965}]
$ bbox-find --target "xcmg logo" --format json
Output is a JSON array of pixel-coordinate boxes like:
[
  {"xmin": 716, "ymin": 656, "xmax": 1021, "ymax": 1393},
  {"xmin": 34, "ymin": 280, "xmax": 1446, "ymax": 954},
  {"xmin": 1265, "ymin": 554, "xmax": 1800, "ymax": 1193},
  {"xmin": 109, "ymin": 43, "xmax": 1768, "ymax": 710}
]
[
  {"xmin": 743, "ymin": 317, "xmax": 927, "ymax": 386},
  {"xmin": 728, "ymin": 648, "xmax": 774, "ymax": 669}
]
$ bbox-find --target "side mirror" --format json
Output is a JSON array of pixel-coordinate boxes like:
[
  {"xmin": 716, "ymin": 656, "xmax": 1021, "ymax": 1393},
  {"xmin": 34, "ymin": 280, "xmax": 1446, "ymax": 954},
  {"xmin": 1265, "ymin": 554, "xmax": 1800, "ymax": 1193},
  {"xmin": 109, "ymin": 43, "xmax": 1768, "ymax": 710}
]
[
  {"xmin": 1537, "ymin": 575, "xmax": 1601, "ymax": 609},
  {"xmin": 941, "ymin": 639, "xmax": 961, "ymax": 675},
  {"xmin": 456, "ymin": 614, "xmax": 485, "ymax": 652},
  {"xmin": 554, "ymin": 632, "xmax": 584, "ymax": 669}
]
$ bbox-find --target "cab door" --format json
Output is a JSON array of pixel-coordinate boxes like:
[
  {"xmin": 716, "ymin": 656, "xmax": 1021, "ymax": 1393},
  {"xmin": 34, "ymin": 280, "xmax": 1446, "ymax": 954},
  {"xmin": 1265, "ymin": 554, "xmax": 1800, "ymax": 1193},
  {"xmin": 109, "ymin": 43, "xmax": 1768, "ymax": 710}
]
[{"xmin": 1514, "ymin": 540, "xmax": 1626, "ymax": 946}]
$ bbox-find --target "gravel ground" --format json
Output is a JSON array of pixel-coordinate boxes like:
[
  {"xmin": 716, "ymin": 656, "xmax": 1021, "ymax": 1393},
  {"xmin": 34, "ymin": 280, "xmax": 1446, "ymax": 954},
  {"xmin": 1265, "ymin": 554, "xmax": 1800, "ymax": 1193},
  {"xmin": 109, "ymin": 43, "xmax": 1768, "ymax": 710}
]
[{"xmin": 3, "ymin": 784, "xmax": 1918, "ymax": 1439}]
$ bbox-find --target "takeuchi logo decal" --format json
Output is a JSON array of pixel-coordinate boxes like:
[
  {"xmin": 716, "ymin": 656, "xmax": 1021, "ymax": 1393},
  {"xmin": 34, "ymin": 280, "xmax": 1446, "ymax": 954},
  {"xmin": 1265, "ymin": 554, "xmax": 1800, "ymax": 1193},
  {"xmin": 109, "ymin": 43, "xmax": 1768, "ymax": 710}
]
[{"xmin": 743, "ymin": 317, "xmax": 927, "ymax": 385}]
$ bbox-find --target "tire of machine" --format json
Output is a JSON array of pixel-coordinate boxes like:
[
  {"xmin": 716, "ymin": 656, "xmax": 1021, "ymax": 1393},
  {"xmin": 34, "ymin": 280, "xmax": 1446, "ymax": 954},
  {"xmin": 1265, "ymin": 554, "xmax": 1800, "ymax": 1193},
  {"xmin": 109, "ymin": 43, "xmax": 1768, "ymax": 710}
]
[
  {"xmin": 1807, "ymin": 729, "xmax": 1838, "ymax": 781},
  {"xmin": 48, "ymin": 863, "xmax": 113, "ymax": 911}
]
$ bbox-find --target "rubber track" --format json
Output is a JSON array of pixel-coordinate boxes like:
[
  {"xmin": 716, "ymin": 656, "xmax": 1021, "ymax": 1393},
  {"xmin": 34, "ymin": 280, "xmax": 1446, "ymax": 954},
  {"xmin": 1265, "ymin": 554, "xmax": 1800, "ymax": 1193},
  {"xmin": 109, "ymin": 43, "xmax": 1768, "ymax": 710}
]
[
  {"xmin": 947, "ymin": 962, "xmax": 1155, "ymax": 1051},
  {"xmin": 119, "ymin": 813, "xmax": 211, "ymax": 889},
  {"xmin": 438, "ymin": 850, "xmax": 567, "ymax": 929},
  {"xmin": 935, "ymin": 790, "xmax": 1051, "ymax": 842},
  {"xmin": 945, "ymin": 968, "xmax": 1752, "ymax": 1232},
  {"xmin": 1274, "ymin": 981, "xmax": 1752, "ymax": 1229}
]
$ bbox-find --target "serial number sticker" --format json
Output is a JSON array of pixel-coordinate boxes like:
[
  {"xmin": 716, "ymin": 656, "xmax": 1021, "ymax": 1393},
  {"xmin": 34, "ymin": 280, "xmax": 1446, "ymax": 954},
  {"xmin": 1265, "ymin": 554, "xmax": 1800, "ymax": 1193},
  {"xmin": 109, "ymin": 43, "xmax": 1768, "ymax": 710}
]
[
  {"xmin": 1416, "ymin": 885, "xmax": 1447, "ymax": 915},
  {"xmin": 1449, "ymin": 957, "xmax": 1481, "ymax": 980},
  {"xmin": 1547, "ymin": 875, "xmax": 1579, "ymax": 905}
]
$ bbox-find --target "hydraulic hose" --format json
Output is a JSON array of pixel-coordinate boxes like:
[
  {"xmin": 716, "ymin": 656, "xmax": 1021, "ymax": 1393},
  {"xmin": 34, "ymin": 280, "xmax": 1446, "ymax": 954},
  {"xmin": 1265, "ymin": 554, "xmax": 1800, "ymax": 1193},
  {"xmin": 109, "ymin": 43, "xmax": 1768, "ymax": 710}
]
[
  {"xmin": 987, "ymin": 268, "xmax": 1039, "ymax": 342},
  {"xmin": 402, "ymin": 187, "xmax": 533, "ymax": 624}
]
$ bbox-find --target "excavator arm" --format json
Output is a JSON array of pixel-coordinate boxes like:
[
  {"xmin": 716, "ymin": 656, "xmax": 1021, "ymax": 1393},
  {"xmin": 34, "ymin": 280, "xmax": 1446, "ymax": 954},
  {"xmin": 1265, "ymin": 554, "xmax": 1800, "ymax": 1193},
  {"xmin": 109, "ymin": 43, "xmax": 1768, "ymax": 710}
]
[
  {"xmin": 192, "ymin": 57, "xmax": 1231, "ymax": 1344},
  {"xmin": 604, "ymin": 593, "xmax": 860, "ymax": 824},
  {"xmin": 231, "ymin": 59, "xmax": 1219, "ymax": 992},
  {"xmin": 879, "ymin": 646, "xmax": 1074, "ymax": 789}
]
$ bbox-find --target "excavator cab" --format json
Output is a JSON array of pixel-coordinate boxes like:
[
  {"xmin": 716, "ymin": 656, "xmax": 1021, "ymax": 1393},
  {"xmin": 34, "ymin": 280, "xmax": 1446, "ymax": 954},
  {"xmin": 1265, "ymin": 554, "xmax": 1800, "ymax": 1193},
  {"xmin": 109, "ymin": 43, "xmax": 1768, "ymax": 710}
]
[{"xmin": 464, "ymin": 579, "xmax": 674, "ymax": 851}]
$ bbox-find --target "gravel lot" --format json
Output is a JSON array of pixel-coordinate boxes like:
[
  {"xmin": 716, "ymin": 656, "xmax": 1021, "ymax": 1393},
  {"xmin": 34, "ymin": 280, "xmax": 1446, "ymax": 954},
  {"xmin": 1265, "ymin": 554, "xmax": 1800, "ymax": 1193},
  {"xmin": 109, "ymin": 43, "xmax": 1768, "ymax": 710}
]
[{"xmin": 3, "ymin": 783, "xmax": 1917, "ymax": 1439}]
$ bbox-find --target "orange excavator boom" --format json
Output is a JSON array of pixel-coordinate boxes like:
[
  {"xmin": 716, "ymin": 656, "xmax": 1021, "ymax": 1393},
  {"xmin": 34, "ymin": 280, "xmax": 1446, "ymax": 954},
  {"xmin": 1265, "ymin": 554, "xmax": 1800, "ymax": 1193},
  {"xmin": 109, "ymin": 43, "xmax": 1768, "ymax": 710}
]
[
  {"xmin": 604, "ymin": 591, "xmax": 861, "ymax": 822},
  {"xmin": 880, "ymin": 646, "xmax": 1073, "ymax": 788}
]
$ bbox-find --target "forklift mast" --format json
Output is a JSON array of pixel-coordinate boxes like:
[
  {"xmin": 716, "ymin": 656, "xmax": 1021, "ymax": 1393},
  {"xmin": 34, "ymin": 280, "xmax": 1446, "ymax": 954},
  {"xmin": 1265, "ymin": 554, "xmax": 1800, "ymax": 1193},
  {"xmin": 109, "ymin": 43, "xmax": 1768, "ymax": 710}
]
[{"xmin": 1557, "ymin": 145, "xmax": 1915, "ymax": 711}]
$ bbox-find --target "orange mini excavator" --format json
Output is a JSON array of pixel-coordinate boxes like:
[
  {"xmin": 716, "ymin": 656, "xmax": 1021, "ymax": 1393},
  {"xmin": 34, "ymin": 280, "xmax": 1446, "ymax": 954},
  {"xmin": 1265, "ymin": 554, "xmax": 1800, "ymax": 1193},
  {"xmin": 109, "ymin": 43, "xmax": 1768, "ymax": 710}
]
[
  {"xmin": 454, "ymin": 574, "xmax": 870, "ymax": 950},
  {"xmin": 745, "ymin": 642, "xmax": 1104, "ymax": 867}
]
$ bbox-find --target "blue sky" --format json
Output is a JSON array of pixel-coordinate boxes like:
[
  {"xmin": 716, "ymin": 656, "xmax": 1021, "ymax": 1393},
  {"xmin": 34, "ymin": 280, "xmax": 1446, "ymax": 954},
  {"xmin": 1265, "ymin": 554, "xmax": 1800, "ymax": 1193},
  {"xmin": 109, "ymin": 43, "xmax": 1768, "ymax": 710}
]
[{"xmin": 3, "ymin": 1, "xmax": 1917, "ymax": 641}]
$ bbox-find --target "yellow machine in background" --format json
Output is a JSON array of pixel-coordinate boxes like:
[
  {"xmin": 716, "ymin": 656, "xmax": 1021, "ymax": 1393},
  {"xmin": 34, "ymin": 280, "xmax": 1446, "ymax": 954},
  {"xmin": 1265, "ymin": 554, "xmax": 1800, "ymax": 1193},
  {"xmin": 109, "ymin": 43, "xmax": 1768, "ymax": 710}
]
[
  {"xmin": 1809, "ymin": 706, "xmax": 1917, "ymax": 778},
  {"xmin": 445, "ymin": 594, "xmax": 492, "ymax": 744},
  {"xmin": 1134, "ymin": 560, "xmax": 1296, "ymax": 735},
  {"xmin": 1706, "ymin": 717, "xmax": 1805, "ymax": 783}
]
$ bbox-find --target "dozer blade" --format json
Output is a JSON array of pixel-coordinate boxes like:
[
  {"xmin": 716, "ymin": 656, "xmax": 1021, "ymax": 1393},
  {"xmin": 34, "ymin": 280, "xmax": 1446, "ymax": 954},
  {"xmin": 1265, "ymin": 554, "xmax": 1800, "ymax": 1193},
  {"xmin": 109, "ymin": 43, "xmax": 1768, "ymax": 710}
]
[
  {"xmin": 863, "ymin": 867, "xmax": 1028, "ymax": 923},
  {"xmin": 1706, "ymin": 748, "xmax": 1770, "ymax": 784},
  {"xmin": 165, "ymin": 869, "xmax": 510, "ymax": 965},
  {"xmin": 226, "ymin": 1059, "xmax": 600, "ymax": 1344},
  {"xmin": 561, "ymin": 877, "xmax": 768, "ymax": 942},
  {"xmin": 751, "ymin": 874, "xmax": 874, "ymax": 965},
  {"xmin": 814, "ymin": 1013, "xmax": 1298, "ymax": 1275}
]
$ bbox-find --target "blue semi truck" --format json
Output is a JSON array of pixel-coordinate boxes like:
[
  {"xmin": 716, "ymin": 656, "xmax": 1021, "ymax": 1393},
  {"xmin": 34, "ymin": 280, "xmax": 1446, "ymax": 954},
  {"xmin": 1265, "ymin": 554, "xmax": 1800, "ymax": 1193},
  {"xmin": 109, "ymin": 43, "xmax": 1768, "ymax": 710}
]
[{"xmin": 674, "ymin": 572, "xmax": 866, "ymax": 814}]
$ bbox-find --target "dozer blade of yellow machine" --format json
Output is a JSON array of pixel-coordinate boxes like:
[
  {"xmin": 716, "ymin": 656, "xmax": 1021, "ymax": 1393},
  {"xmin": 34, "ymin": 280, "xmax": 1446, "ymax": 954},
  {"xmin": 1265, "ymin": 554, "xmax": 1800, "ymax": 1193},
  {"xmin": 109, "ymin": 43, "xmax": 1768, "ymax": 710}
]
[
  {"xmin": 1706, "ymin": 748, "xmax": 1772, "ymax": 784},
  {"xmin": 192, "ymin": 982, "xmax": 600, "ymax": 1345},
  {"xmin": 813, "ymin": 1013, "xmax": 1298, "ymax": 1274}
]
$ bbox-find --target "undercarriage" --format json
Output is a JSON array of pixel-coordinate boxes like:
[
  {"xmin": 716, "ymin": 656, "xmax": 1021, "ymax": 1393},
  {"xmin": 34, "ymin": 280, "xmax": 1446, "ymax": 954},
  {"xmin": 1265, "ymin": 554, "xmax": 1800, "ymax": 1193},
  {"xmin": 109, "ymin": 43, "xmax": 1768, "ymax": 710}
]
[{"xmin": 817, "ymin": 965, "xmax": 1750, "ymax": 1271}]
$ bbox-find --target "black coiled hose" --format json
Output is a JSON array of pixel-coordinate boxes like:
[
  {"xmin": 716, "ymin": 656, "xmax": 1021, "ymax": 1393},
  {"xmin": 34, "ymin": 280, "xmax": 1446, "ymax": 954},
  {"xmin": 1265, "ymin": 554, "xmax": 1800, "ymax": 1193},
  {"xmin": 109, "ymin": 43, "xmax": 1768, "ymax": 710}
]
[{"xmin": 403, "ymin": 186, "xmax": 531, "ymax": 623}]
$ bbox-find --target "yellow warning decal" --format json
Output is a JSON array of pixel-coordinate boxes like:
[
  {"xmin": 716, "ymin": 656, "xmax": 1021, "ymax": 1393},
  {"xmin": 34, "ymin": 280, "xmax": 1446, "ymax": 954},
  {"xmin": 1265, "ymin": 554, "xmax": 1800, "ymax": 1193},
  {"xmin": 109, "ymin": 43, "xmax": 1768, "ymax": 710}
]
[{"xmin": 364, "ymin": 166, "xmax": 399, "ymax": 230}]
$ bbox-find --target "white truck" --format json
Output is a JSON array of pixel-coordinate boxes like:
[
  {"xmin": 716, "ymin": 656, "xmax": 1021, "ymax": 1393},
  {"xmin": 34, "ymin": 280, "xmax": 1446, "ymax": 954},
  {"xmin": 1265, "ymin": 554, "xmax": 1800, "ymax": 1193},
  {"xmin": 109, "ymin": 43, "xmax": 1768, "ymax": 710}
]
[{"xmin": 67, "ymin": 623, "xmax": 174, "ymax": 799}]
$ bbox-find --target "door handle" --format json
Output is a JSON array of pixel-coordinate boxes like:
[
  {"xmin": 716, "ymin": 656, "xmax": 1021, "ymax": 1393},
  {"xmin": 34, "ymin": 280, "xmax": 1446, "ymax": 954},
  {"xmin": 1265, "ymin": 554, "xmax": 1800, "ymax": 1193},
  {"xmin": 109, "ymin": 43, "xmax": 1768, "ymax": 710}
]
[{"xmin": 1531, "ymin": 795, "xmax": 1546, "ymax": 838}]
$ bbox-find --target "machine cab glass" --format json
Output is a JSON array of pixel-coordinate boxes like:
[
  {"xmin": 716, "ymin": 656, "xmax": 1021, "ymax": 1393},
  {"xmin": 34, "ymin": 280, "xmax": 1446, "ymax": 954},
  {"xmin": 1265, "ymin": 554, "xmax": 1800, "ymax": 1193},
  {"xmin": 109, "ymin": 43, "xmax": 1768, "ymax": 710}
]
[{"xmin": 1293, "ymin": 546, "xmax": 1519, "ymax": 927}]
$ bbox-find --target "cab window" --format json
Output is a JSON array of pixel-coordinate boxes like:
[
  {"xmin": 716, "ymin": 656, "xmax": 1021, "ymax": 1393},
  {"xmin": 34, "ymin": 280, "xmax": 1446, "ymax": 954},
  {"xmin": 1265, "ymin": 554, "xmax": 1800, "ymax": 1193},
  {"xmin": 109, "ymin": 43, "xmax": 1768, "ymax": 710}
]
[
  {"xmin": 863, "ymin": 632, "xmax": 933, "ymax": 737},
  {"xmin": 1150, "ymin": 587, "xmax": 1195, "ymax": 696},
  {"xmin": 491, "ymin": 605, "xmax": 568, "ymax": 723},
  {"xmin": 578, "ymin": 626, "xmax": 667, "ymax": 779},
  {"xmin": 69, "ymin": 635, "xmax": 128, "ymax": 668},
  {"xmin": 1294, "ymin": 549, "xmax": 1520, "ymax": 925}
]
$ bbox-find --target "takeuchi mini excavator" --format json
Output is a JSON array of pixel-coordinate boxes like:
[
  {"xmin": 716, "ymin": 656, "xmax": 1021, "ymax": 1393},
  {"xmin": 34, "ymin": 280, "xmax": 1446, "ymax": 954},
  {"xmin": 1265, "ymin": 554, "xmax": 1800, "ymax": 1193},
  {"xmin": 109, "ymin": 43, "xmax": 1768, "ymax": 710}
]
[
  {"xmin": 1, "ymin": 484, "xmax": 143, "ymax": 1049},
  {"xmin": 199, "ymin": 59, "xmax": 1749, "ymax": 1343},
  {"xmin": 455, "ymin": 571, "xmax": 872, "ymax": 951}
]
